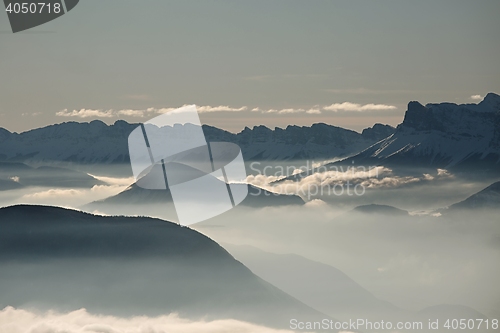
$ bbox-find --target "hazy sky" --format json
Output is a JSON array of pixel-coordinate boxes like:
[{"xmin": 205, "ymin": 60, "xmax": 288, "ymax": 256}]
[{"xmin": 1, "ymin": 0, "xmax": 499, "ymax": 133}]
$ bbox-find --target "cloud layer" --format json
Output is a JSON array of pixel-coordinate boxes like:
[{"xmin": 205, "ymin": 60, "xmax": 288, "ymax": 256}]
[
  {"xmin": 248, "ymin": 103, "xmax": 397, "ymax": 115},
  {"xmin": 56, "ymin": 109, "xmax": 115, "ymax": 118},
  {"xmin": 16, "ymin": 175, "xmax": 135, "ymax": 208},
  {"xmin": 246, "ymin": 166, "xmax": 454, "ymax": 199},
  {"xmin": 55, "ymin": 102, "xmax": 397, "ymax": 118},
  {"xmin": 323, "ymin": 102, "xmax": 397, "ymax": 112},
  {"xmin": 0, "ymin": 307, "xmax": 293, "ymax": 333},
  {"xmin": 56, "ymin": 106, "xmax": 249, "ymax": 118}
]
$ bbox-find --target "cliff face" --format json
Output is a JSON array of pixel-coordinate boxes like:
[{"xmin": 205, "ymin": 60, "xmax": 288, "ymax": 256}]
[
  {"xmin": 332, "ymin": 93, "xmax": 500, "ymax": 171},
  {"xmin": 401, "ymin": 101, "xmax": 445, "ymax": 132}
]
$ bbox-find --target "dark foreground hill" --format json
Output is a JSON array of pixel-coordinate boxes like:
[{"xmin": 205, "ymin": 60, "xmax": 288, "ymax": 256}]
[{"xmin": 0, "ymin": 205, "xmax": 329, "ymax": 329}]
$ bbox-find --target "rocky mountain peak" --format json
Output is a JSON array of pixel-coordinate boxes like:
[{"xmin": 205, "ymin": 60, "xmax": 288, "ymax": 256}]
[{"xmin": 478, "ymin": 92, "xmax": 500, "ymax": 112}]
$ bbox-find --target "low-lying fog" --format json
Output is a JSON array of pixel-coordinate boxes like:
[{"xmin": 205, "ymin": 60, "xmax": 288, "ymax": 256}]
[
  {"xmin": 196, "ymin": 205, "xmax": 500, "ymax": 318},
  {"xmin": 1, "ymin": 160, "xmax": 499, "ymax": 325},
  {"xmin": 0, "ymin": 307, "xmax": 293, "ymax": 333},
  {"xmin": 0, "ymin": 161, "xmax": 496, "ymax": 212}
]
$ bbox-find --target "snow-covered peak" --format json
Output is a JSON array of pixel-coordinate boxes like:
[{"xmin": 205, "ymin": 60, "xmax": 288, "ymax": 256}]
[{"xmin": 336, "ymin": 95, "xmax": 500, "ymax": 170}]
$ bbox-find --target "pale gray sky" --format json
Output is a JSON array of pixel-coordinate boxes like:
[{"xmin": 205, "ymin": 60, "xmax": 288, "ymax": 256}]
[{"xmin": 1, "ymin": 0, "xmax": 499, "ymax": 133}]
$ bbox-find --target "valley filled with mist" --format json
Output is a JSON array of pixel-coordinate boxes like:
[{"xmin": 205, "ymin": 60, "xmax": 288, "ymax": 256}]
[{"xmin": 1, "ymin": 95, "xmax": 499, "ymax": 332}]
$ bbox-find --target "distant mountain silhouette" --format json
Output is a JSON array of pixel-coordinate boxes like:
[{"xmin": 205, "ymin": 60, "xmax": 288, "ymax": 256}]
[
  {"xmin": 417, "ymin": 304, "xmax": 489, "ymax": 332},
  {"xmin": 446, "ymin": 181, "xmax": 500, "ymax": 211},
  {"xmin": 206, "ymin": 122, "xmax": 394, "ymax": 160},
  {"xmin": 0, "ymin": 178, "xmax": 23, "ymax": 191},
  {"xmin": 0, "ymin": 205, "xmax": 330, "ymax": 328},
  {"xmin": 0, "ymin": 121, "xmax": 394, "ymax": 163},
  {"xmin": 83, "ymin": 180, "xmax": 303, "ymax": 221},
  {"xmin": 0, "ymin": 161, "xmax": 103, "ymax": 189},
  {"xmin": 353, "ymin": 204, "xmax": 409, "ymax": 216},
  {"xmin": 225, "ymin": 244, "xmax": 400, "ymax": 322},
  {"xmin": 361, "ymin": 123, "xmax": 396, "ymax": 142}
]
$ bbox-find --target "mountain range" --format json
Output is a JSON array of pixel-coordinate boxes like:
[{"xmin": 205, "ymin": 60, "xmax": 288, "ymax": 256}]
[
  {"xmin": 0, "ymin": 120, "xmax": 394, "ymax": 163},
  {"xmin": 2, "ymin": 94, "xmax": 498, "ymax": 172}
]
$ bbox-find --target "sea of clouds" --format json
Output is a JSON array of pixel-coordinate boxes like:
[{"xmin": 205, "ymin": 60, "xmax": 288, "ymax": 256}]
[{"xmin": 0, "ymin": 307, "xmax": 295, "ymax": 333}]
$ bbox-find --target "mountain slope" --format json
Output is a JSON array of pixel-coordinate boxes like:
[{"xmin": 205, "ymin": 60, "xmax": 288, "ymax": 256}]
[
  {"xmin": 0, "ymin": 205, "xmax": 329, "ymax": 328},
  {"xmin": 83, "ymin": 181, "xmax": 304, "ymax": 221},
  {"xmin": 224, "ymin": 244, "xmax": 399, "ymax": 322},
  {"xmin": 331, "ymin": 93, "xmax": 500, "ymax": 172},
  {"xmin": 447, "ymin": 181, "xmax": 500, "ymax": 211},
  {"xmin": 0, "ymin": 161, "xmax": 103, "ymax": 188},
  {"xmin": 0, "ymin": 121, "xmax": 394, "ymax": 163}
]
